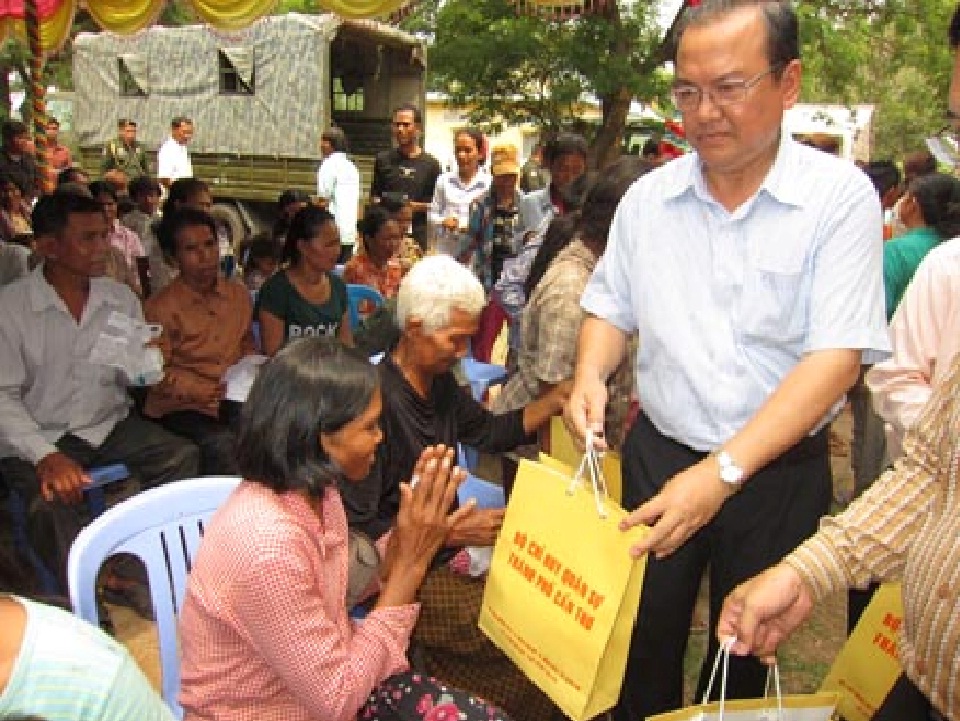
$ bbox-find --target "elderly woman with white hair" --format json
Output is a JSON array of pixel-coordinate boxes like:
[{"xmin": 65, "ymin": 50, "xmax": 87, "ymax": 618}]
[{"xmin": 339, "ymin": 254, "xmax": 568, "ymax": 721}]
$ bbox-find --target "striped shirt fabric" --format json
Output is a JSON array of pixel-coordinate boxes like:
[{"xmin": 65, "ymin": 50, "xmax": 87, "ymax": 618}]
[
  {"xmin": 785, "ymin": 352, "xmax": 960, "ymax": 720},
  {"xmin": 0, "ymin": 596, "xmax": 174, "ymax": 721}
]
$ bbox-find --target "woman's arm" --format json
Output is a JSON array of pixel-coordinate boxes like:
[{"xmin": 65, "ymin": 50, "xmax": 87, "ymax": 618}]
[
  {"xmin": 257, "ymin": 309, "xmax": 286, "ymax": 357},
  {"xmin": 337, "ymin": 310, "xmax": 354, "ymax": 347}
]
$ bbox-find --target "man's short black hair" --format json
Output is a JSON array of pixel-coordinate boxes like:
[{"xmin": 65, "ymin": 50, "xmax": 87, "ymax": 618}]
[
  {"xmin": 171, "ymin": 116, "xmax": 193, "ymax": 129},
  {"xmin": 128, "ymin": 175, "xmax": 162, "ymax": 200},
  {"xmin": 673, "ymin": 1, "xmax": 800, "ymax": 78},
  {"xmin": 322, "ymin": 126, "xmax": 350, "ymax": 153},
  {"xmin": 543, "ymin": 133, "xmax": 588, "ymax": 166},
  {"xmin": 863, "ymin": 160, "xmax": 902, "ymax": 199},
  {"xmin": 392, "ymin": 102, "xmax": 423, "ymax": 125},
  {"xmin": 155, "ymin": 207, "xmax": 218, "ymax": 260},
  {"xmin": 32, "ymin": 193, "xmax": 105, "ymax": 238},
  {"xmin": 1, "ymin": 120, "xmax": 29, "ymax": 146},
  {"xmin": 118, "ymin": 118, "xmax": 136, "ymax": 128},
  {"xmin": 236, "ymin": 337, "xmax": 378, "ymax": 497},
  {"xmin": 56, "ymin": 167, "xmax": 88, "ymax": 188},
  {"xmin": 88, "ymin": 180, "xmax": 118, "ymax": 203}
]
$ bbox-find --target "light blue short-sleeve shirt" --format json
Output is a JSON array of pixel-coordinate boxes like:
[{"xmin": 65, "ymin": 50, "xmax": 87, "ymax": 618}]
[
  {"xmin": 582, "ymin": 135, "xmax": 890, "ymax": 451},
  {"xmin": 0, "ymin": 596, "xmax": 174, "ymax": 721}
]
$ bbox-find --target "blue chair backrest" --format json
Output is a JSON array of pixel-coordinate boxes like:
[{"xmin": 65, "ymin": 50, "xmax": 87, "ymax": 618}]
[
  {"xmin": 456, "ymin": 445, "xmax": 506, "ymax": 509},
  {"xmin": 346, "ymin": 284, "xmax": 385, "ymax": 331},
  {"xmin": 6, "ymin": 463, "xmax": 131, "ymax": 594},
  {"xmin": 67, "ymin": 475, "xmax": 242, "ymax": 720},
  {"xmin": 460, "ymin": 356, "xmax": 509, "ymax": 402},
  {"xmin": 457, "ymin": 358, "xmax": 508, "ymax": 470}
]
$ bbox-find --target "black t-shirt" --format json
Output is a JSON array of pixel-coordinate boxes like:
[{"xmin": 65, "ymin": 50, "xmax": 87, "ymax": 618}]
[{"xmin": 370, "ymin": 148, "xmax": 441, "ymax": 248}]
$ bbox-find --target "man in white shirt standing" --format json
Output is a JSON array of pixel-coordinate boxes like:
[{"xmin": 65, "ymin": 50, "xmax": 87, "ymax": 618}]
[
  {"xmin": 157, "ymin": 117, "xmax": 194, "ymax": 190},
  {"xmin": 316, "ymin": 126, "xmax": 360, "ymax": 262},
  {"xmin": 564, "ymin": 2, "xmax": 888, "ymax": 718}
]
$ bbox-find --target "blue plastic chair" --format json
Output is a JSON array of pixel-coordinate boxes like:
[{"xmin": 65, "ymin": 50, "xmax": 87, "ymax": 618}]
[
  {"xmin": 456, "ymin": 445, "xmax": 506, "ymax": 509},
  {"xmin": 346, "ymin": 284, "xmax": 385, "ymax": 331},
  {"xmin": 458, "ymin": 357, "xmax": 509, "ymax": 470},
  {"xmin": 68, "ymin": 475, "xmax": 242, "ymax": 720},
  {"xmin": 6, "ymin": 463, "xmax": 131, "ymax": 594},
  {"xmin": 461, "ymin": 356, "xmax": 508, "ymax": 403}
]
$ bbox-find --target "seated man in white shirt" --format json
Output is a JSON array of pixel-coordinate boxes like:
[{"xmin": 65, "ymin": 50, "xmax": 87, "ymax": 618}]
[
  {"xmin": 157, "ymin": 116, "xmax": 194, "ymax": 190},
  {"xmin": 0, "ymin": 193, "xmax": 200, "ymax": 594}
]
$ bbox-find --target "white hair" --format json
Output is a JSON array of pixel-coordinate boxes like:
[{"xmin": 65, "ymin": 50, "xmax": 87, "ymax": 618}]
[{"xmin": 396, "ymin": 255, "xmax": 486, "ymax": 333}]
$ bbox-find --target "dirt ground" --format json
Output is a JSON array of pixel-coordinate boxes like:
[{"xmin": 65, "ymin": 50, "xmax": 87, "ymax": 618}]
[{"xmin": 114, "ymin": 405, "xmax": 855, "ymax": 707}]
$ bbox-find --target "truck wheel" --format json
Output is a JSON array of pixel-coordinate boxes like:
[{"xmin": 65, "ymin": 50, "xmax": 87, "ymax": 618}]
[{"xmin": 210, "ymin": 203, "xmax": 248, "ymax": 259}]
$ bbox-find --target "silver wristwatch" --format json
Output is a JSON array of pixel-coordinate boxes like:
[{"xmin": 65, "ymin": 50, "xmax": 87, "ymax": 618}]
[{"xmin": 716, "ymin": 450, "xmax": 745, "ymax": 489}]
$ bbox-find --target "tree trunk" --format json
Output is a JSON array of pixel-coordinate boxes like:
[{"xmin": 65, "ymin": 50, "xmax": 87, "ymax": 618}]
[
  {"xmin": 0, "ymin": 67, "xmax": 10, "ymax": 119},
  {"xmin": 591, "ymin": 88, "xmax": 632, "ymax": 169}
]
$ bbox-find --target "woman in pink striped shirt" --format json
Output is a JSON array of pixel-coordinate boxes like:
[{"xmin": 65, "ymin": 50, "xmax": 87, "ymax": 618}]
[{"xmin": 178, "ymin": 337, "xmax": 512, "ymax": 721}]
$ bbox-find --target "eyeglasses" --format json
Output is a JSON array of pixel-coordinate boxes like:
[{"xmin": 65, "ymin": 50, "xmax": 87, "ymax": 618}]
[{"xmin": 670, "ymin": 65, "xmax": 783, "ymax": 111}]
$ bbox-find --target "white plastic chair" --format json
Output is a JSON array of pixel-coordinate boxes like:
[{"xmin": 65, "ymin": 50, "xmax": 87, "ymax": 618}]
[{"xmin": 67, "ymin": 476, "xmax": 242, "ymax": 720}]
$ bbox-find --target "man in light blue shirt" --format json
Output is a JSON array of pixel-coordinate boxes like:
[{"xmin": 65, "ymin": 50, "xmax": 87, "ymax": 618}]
[{"xmin": 565, "ymin": 2, "xmax": 889, "ymax": 719}]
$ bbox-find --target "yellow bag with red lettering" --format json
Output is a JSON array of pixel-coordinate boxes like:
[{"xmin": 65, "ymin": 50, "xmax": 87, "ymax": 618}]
[
  {"xmin": 819, "ymin": 583, "xmax": 903, "ymax": 721},
  {"xmin": 479, "ymin": 450, "xmax": 648, "ymax": 721}
]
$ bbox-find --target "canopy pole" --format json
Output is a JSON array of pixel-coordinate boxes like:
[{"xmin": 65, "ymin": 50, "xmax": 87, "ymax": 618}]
[{"xmin": 25, "ymin": 0, "xmax": 50, "ymax": 194}]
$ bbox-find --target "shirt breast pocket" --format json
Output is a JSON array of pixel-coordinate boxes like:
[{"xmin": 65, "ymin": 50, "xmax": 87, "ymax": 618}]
[{"xmin": 740, "ymin": 253, "xmax": 807, "ymax": 346}]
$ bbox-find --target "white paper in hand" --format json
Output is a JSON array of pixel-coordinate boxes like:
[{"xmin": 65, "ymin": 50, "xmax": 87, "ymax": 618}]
[{"xmin": 222, "ymin": 355, "xmax": 269, "ymax": 402}]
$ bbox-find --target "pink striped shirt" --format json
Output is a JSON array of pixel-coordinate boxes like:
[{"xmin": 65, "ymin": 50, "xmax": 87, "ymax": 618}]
[
  {"xmin": 179, "ymin": 482, "xmax": 418, "ymax": 721},
  {"xmin": 866, "ymin": 238, "xmax": 960, "ymax": 459}
]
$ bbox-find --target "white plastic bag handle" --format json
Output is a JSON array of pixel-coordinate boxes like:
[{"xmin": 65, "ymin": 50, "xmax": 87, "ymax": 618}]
[
  {"xmin": 702, "ymin": 637, "xmax": 783, "ymax": 719},
  {"xmin": 570, "ymin": 429, "xmax": 609, "ymax": 518}
]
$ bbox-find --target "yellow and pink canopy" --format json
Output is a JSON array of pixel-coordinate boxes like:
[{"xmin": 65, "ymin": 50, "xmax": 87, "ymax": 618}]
[{"xmin": 0, "ymin": 0, "xmax": 414, "ymax": 53}]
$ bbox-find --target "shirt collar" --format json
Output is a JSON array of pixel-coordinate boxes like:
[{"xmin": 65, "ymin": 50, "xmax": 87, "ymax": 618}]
[
  {"xmin": 173, "ymin": 275, "xmax": 231, "ymax": 302},
  {"xmin": 27, "ymin": 265, "xmax": 125, "ymax": 315},
  {"xmin": 664, "ymin": 132, "xmax": 806, "ymax": 209}
]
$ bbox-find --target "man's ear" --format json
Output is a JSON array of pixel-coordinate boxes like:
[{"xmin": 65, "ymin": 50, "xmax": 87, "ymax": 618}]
[
  {"xmin": 33, "ymin": 232, "xmax": 56, "ymax": 260},
  {"xmin": 779, "ymin": 59, "xmax": 802, "ymax": 111}
]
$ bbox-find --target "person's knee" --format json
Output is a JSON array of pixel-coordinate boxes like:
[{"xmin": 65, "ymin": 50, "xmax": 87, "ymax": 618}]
[{"xmin": 164, "ymin": 439, "xmax": 201, "ymax": 480}]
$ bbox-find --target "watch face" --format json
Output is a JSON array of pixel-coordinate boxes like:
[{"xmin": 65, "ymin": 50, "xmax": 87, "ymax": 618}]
[
  {"xmin": 720, "ymin": 465, "xmax": 742, "ymax": 483},
  {"xmin": 718, "ymin": 452, "xmax": 744, "ymax": 484}
]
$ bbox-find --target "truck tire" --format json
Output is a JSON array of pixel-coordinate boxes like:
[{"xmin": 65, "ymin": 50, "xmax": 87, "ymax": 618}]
[{"xmin": 210, "ymin": 203, "xmax": 248, "ymax": 258}]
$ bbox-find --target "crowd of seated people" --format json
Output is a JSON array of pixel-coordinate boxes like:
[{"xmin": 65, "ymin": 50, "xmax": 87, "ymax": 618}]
[{"xmin": 0, "ymin": 98, "xmax": 647, "ymax": 721}]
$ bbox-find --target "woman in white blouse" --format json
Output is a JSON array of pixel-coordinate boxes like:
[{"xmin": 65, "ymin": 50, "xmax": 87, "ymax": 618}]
[{"xmin": 428, "ymin": 128, "xmax": 490, "ymax": 264}]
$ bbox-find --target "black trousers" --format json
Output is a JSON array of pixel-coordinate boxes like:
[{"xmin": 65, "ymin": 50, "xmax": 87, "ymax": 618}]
[
  {"xmin": 156, "ymin": 404, "xmax": 240, "ymax": 476},
  {"xmin": 873, "ymin": 673, "xmax": 938, "ymax": 721},
  {"xmin": 0, "ymin": 411, "xmax": 199, "ymax": 589},
  {"xmin": 614, "ymin": 412, "xmax": 832, "ymax": 721}
]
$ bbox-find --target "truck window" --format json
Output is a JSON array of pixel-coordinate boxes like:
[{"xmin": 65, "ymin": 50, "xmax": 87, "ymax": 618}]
[
  {"xmin": 332, "ymin": 75, "xmax": 364, "ymax": 112},
  {"xmin": 218, "ymin": 48, "xmax": 255, "ymax": 95},
  {"xmin": 118, "ymin": 54, "xmax": 148, "ymax": 97}
]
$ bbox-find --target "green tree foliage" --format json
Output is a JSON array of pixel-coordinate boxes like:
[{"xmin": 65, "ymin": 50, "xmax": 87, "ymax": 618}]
[
  {"xmin": 797, "ymin": 0, "xmax": 955, "ymax": 161},
  {"xmin": 425, "ymin": 0, "xmax": 957, "ymax": 164},
  {"xmin": 428, "ymin": 0, "xmax": 670, "ymax": 166}
]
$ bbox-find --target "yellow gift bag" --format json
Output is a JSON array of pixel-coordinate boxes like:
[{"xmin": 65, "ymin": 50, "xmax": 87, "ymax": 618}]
[
  {"xmin": 650, "ymin": 640, "xmax": 838, "ymax": 721},
  {"xmin": 548, "ymin": 416, "xmax": 623, "ymax": 503},
  {"xmin": 819, "ymin": 583, "xmax": 903, "ymax": 721},
  {"xmin": 479, "ymin": 449, "xmax": 647, "ymax": 721}
]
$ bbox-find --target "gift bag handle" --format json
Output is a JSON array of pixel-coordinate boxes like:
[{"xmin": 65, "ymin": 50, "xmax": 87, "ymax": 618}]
[
  {"xmin": 570, "ymin": 429, "xmax": 610, "ymax": 519},
  {"xmin": 702, "ymin": 637, "xmax": 783, "ymax": 720}
]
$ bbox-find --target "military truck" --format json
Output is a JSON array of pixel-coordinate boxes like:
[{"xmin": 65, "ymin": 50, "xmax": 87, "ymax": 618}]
[{"xmin": 72, "ymin": 13, "xmax": 427, "ymax": 239}]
